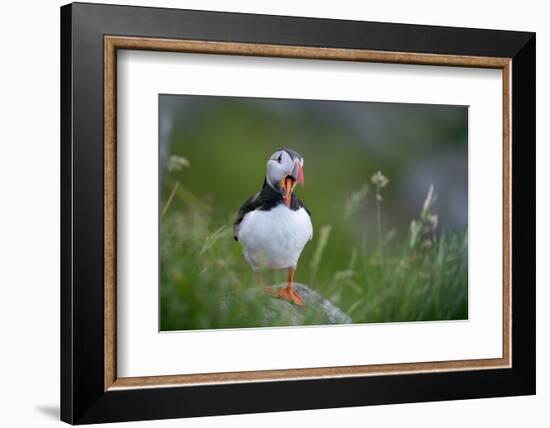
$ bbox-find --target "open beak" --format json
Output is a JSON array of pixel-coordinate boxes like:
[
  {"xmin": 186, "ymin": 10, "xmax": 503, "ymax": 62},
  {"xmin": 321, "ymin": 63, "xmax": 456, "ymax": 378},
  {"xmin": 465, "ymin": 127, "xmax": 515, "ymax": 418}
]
[{"xmin": 280, "ymin": 160, "xmax": 304, "ymax": 208}]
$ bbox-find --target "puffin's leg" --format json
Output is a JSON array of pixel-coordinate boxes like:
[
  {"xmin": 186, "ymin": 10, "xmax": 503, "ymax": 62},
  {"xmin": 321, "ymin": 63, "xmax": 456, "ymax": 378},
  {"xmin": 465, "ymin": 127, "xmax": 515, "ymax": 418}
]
[
  {"xmin": 257, "ymin": 272, "xmax": 278, "ymax": 296},
  {"xmin": 277, "ymin": 268, "xmax": 304, "ymax": 306}
]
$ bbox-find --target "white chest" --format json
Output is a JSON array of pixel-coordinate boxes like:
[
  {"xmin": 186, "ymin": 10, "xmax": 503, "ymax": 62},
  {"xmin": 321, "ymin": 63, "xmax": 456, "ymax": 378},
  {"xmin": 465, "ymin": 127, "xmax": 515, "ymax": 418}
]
[{"xmin": 237, "ymin": 205, "xmax": 313, "ymax": 270}]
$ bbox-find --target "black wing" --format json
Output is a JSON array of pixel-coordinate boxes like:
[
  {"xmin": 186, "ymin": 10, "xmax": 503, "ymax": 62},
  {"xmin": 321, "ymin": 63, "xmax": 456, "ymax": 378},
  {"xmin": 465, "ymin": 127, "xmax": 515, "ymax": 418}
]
[
  {"xmin": 233, "ymin": 192, "xmax": 261, "ymax": 241},
  {"xmin": 294, "ymin": 197, "xmax": 312, "ymax": 226}
]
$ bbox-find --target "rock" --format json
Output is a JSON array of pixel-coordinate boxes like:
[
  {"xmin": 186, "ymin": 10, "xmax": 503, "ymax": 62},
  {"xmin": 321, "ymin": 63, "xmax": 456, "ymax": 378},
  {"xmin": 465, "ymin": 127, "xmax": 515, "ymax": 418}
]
[{"xmin": 234, "ymin": 283, "xmax": 352, "ymax": 327}]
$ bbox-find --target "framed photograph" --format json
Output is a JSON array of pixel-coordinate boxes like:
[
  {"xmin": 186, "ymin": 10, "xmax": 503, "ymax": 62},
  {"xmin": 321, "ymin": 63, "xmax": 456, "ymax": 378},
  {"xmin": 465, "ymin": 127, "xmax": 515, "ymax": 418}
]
[{"xmin": 60, "ymin": 2, "xmax": 535, "ymax": 424}]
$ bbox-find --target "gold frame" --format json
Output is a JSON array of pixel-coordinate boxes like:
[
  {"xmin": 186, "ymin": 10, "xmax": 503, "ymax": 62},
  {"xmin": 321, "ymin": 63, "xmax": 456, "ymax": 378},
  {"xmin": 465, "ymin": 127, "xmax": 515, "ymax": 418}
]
[{"xmin": 104, "ymin": 36, "xmax": 512, "ymax": 391}]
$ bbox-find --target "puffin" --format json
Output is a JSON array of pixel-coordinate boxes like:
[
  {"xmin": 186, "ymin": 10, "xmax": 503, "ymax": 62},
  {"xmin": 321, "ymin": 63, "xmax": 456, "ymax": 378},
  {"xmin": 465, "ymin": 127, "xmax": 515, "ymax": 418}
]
[{"xmin": 234, "ymin": 148, "xmax": 313, "ymax": 306}]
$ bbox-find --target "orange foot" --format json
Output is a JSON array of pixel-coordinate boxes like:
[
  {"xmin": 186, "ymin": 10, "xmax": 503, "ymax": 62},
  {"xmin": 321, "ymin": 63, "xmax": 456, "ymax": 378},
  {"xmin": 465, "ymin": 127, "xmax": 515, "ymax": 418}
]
[{"xmin": 275, "ymin": 286, "xmax": 304, "ymax": 306}]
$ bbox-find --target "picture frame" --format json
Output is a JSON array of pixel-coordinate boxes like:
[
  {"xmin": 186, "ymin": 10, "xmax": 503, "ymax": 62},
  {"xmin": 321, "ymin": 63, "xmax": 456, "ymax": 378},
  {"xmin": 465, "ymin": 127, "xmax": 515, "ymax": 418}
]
[{"xmin": 60, "ymin": 2, "xmax": 535, "ymax": 424}]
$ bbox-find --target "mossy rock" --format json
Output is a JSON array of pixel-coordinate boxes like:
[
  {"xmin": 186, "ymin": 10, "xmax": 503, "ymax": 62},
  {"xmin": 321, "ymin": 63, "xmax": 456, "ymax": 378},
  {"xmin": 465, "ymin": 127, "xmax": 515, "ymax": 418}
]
[{"xmin": 224, "ymin": 283, "xmax": 352, "ymax": 327}]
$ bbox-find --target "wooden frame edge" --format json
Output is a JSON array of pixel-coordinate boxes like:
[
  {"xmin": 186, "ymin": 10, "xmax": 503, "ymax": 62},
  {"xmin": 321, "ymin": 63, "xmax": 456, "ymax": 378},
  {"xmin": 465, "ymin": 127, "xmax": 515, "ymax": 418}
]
[
  {"xmin": 106, "ymin": 35, "xmax": 511, "ymax": 68},
  {"xmin": 103, "ymin": 35, "xmax": 512, "ymax": 391},
  {"xmin": 104, "ymin": 37, "xmax": 117, "ymax": 390},
  {"xmin": 502, "ymin": 61, "xmax": 512, "ymax": 369},
  {"xmin": 110, "ymin": 357, "xmax": 508, "ymax": 390}
]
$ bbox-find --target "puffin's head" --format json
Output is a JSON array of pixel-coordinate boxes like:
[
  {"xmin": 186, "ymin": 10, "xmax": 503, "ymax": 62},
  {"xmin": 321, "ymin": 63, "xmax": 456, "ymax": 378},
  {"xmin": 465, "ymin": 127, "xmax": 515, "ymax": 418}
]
[{"xmin": 266, "ymin": 148, "xmax": 304, "ymax": 208}]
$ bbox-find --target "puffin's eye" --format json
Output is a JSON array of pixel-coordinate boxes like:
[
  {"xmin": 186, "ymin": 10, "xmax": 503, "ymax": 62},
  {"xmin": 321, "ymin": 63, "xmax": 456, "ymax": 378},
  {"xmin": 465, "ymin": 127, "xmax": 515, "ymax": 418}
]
[{"xmin": 277, "ymin": 153, "xmax": 283, "ymax": 163}]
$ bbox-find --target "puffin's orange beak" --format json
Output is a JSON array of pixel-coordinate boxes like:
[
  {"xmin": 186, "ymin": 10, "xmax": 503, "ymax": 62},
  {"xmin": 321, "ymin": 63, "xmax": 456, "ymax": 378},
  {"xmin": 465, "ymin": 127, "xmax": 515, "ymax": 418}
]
[
  {"xmin": 296, "ymin": 162, "xmax": 304, "ymax": 186},
  {"xmin": 291, "ymin": 159, "xmax": 304, "ymax": 186},
  {"xmin": 280, "ymin": 161, "xmax": 304, "ymax": 208}
]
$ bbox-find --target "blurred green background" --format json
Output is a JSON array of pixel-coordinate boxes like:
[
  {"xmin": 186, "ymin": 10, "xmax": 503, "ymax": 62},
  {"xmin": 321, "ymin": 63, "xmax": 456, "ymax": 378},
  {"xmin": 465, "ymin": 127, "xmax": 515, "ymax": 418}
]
[{"xmin": 159, "ymin": 94, "xmax": 468, "ymax": 331}]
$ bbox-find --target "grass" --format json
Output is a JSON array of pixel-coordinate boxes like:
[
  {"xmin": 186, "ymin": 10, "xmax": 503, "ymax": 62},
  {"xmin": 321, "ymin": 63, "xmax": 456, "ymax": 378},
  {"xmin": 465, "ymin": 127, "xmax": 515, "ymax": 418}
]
[{"xmin": 160, "ymin": 171, "xmax": 468, "ymax": 331}]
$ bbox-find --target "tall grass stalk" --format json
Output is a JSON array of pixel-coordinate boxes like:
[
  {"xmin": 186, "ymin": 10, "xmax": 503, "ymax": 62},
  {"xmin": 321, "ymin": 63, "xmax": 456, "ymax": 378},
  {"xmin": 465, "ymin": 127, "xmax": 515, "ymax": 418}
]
[
  {"xmin": 344, "ymin": 184, "xmax": 369, "ymax": 220},
  {"xmin": 371, "ymin": 171, "xmax": 389, "ymax": 255},
  {"xmin": 161, "ymin": 181, "xmax": 180, "ymax": 217},
  {"xmin": 309, "ymin": 224, "xmax": 332, "ymax": 283}
]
